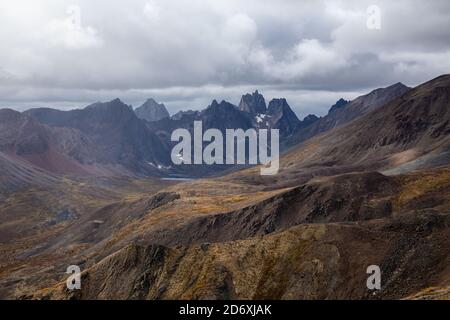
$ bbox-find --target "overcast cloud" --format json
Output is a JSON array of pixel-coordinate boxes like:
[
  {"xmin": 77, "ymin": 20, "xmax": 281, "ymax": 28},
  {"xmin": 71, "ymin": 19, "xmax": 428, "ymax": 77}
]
[{"xmin": 1, "ymin": 0, "xmax": 450, "ymax": 118}]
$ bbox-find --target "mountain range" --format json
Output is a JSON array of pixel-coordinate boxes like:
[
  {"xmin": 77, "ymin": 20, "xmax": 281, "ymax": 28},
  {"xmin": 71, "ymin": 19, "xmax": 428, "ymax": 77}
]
[
  {"xmin": 0, "ymin": 75, "xmax": 449, "ymax": 300},
  {"xmin": 1, "ymin": 81, "xmax": 411, "ymax": 179}
]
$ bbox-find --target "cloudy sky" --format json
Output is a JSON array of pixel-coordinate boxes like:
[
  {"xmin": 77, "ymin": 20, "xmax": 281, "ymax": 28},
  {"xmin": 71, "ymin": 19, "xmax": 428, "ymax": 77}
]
[{"xmin": 1, "ymin": 0, "xmax": 450, "ymax": 118}]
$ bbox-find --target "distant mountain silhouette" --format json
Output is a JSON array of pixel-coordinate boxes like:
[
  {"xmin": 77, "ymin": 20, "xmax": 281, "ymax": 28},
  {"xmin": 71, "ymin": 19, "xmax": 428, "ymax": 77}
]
[
  {"xmin": 285, "ymin": 82, "xmax": 411, "ymax": 147},
  {"xmin": 246, "ymin": 75, "xmax": 450, "ymax": 189},
  {"xmin": 0, "ymin": 82, "xmax": 414, "ymax": 178},
  {"xmin": 135, "ymin": 98, "xmax": 170, "ymax": 122},
  {"xmin": 24, "ymin": 99, "xmax": 171, "ymax": 176}
]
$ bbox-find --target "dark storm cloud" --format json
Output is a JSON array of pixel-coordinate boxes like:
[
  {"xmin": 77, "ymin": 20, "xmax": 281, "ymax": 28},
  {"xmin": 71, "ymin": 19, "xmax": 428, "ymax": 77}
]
[{"xmin": 0, "ymin": 0, "xmax": 449, "ymax": 118}]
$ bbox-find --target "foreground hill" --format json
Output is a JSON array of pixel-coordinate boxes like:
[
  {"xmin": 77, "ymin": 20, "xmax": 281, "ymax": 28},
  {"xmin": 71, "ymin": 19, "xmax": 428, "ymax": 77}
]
[{"xmin": 22, "ymin": 167, "xmax": 450, "ymax": 300}]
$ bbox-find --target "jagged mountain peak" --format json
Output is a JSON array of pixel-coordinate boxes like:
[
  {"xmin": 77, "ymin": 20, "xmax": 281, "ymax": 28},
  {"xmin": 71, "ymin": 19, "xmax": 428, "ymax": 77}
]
[
  {"xmin": 135, "ymin": 98, "xmax": 169, "ymax": 122},
  {"xmin": 266, "ymin": 98, "xmax": 301, "ymax": 136},
  {"xmin": 267, "ymin": 98, "xmax": 299, "ymax": 121},
  {"xmin": 328, "ymin": 98, "xmax": 349, "ymax": 114},
  {"xmin": 210, "ymin": 99, "xmax": 219, "ymax": 107},
  {"xmin": 239, "ymin": 90, "xmax": 267, "ymax": 115},
  {"xmin": 207, "ymin": 99, "xmax": 237, "ymax": 111},
  {"xmin": 198, "ymin": 99, "xmax": 252, "ymax": 131},
  {"xmin": 267, "ymin": 98, "xmax": 292, "ymax": 113}
]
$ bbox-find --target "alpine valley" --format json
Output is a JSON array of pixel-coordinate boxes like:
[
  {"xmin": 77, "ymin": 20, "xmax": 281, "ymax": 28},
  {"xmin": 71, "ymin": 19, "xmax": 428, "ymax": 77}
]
[{"xmin": 0, "ymin": 75, "xmax": 449, "ymax": 300}]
